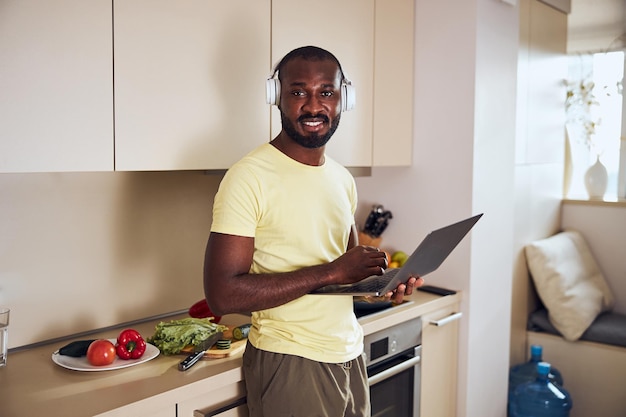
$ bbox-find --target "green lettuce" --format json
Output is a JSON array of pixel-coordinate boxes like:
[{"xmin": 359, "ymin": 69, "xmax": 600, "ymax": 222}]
[{"xmin": 147, "ymin": 317, "xmax": 227, "ymax": 355}]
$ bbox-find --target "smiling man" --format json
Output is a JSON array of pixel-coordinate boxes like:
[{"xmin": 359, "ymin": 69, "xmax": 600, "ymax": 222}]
[
  {"xmin": 203, "ymin": 46, "xmax": 421, "ymax": 417},
  {"xmin": 277, "ymin": 59, "xmax": 341, "ymax": 151}
]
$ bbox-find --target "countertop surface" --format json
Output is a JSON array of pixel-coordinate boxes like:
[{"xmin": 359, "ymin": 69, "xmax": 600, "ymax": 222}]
[{"xmin": 0, "ymin": 291, "xmax": 460, "ymax": 417}]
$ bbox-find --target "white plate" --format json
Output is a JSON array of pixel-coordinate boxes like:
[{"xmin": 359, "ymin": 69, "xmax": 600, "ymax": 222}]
[{"xmin": 51, "ymin": 339, "xmax": 160, "ymax": 372}]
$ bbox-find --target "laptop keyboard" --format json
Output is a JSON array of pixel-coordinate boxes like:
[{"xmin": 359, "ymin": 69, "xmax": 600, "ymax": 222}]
[{"xmin": 339, "ymin": 268, "xmax": 399, "ymax": 293}]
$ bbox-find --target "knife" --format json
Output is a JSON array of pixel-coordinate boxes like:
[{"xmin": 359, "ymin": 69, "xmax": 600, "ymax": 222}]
[
  {"xmin": 178, "ymin": 331, "xmax": 223, "ymax": 371},
  {"xmin": 363, "ymin": 204, "xmax": 393, "ymax": 238},
  {"xmin": 363, "ymin": 205, "xmax": 384, "ymax": 235}
]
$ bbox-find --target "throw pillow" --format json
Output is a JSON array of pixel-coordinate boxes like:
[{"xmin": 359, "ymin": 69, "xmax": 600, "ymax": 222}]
[{"xmin": 525, "ymin": 230, "xmax": 614, "ymax": 341}]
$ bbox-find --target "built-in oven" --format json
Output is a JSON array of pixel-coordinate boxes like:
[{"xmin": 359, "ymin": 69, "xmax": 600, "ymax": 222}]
[{"xmin": 363, "ymin": 318, "xmax": 422, "ymax": 417}]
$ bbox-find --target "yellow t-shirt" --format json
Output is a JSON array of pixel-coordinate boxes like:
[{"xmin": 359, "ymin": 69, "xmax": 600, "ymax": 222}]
[{"xmin": 211, "ymin": 143, "xmax": 363, "ymax": 363}]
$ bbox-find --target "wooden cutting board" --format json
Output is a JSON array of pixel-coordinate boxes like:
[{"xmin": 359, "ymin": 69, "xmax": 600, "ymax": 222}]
[{"xmin": 180, "ymin": 324, "xmax": 248, "ymax": 359}]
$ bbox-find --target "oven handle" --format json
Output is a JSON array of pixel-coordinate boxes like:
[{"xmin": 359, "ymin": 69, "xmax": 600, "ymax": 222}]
[{"xmin": 367, "ymin": 354, "xmax": 421, "ymax": 386}]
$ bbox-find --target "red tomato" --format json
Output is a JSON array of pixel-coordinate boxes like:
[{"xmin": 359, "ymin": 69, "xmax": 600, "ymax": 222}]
[{"xmin": 86, "ymin": 339, "xmax": 116, "ymax": 366}]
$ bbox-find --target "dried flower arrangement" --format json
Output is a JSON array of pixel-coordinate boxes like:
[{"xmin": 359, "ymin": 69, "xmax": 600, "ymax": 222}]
[{"xmin": 565, "ymin": 79, "xmax": 601, "ymax": 151}]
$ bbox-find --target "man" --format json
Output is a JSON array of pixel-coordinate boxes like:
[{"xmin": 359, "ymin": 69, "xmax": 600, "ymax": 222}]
[{"xmin": 204, "ymin": 46, "xmax": 422, "ymax": 417}]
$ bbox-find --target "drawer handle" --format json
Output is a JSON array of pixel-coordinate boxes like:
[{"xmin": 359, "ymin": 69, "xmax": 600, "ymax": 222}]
[
  {"xmin": 194, "ymin": 397, "xmax": 247, "ymax": 417},
  {"xmin": 430, "ymin": 312, "xmax": 462, "ymax": 327}
]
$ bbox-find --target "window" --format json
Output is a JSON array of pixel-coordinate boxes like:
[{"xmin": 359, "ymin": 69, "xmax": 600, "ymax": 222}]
[{"xmin": 565, "ymin": 51, "xmax": 624, "ymax": 200}]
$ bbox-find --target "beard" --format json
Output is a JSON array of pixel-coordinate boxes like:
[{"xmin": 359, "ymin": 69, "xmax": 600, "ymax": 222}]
[{"xmin": 280, "ymin": 112, "xmax": 341, "ymax": 149}]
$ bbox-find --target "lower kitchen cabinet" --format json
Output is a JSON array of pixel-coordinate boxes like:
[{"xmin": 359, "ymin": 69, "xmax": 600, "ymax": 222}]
[
  {"xmin": 420, "ymin": 302, "xmax": 461, "ymax": 417},
  {"xmin": 96, "ymin": 401, "xmax": 176, "ymax": 417},
  {"xmin": 143, "ymin": 407, "xmax": 176, "ymax": 417},
  {"xmin": 178, "ymin": 381, "xmax": 247, "ymax": 417},
  {"xmin": 96, "ymin": 380, "xmax": 246, "ymax": 417}
]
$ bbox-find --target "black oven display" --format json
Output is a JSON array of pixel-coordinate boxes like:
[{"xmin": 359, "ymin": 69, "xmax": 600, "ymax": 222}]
[{"xmin": 370, "ymin": 337, "xmax": 389, "ymax": 361}]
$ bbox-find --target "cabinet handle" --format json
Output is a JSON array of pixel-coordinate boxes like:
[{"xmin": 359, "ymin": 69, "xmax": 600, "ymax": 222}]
[
  {"xmin": 194, "ymin": 397, "xmax": 247, "ymax": 417},
  {"xmin": 429, "ymin": 312, "xmax": 462, "ymax": 327}
]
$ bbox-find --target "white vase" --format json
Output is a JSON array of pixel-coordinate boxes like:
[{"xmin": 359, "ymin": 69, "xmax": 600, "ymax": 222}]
[{"xmin": 584, "ymin": 156, "xmax": 608, "ymax": 199}]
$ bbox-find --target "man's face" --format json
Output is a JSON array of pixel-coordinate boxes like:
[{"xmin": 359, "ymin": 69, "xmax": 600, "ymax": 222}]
[{"xmin": 278, "ymin": 58, "xmax": 342, "ymax": 149}]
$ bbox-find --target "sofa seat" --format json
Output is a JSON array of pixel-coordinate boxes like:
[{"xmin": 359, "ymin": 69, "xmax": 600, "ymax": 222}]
[{"xmin": 528, "ymin": 308, "xmax": 626, "ymax": 348}]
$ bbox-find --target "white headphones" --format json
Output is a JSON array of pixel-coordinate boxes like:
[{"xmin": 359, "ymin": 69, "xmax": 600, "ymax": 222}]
[{"xmin": 265, "ymin": 70, "xmax": 356, "ymax": 112}]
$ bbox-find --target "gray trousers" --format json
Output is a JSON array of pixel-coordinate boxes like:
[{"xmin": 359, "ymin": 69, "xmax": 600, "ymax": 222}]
[{"xmin": 242, "ymin": 343, "xmax": 370, "ymax": 417}]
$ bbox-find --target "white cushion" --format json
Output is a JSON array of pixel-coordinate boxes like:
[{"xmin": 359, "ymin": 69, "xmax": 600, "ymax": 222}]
[{"xmin": 525, "ymin": 230, "xmax": 614, "ymax": 341}]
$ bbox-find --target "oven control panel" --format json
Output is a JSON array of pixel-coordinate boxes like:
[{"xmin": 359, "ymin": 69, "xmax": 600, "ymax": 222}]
[{"xmin": 363, "ymin": 318, "xmax": 422, "ymax": 367}]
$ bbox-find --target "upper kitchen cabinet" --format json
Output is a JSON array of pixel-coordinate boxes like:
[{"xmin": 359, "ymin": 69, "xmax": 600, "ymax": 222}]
[
  {"xmin": 0, "ymin": 0, "xmax": 411, "ymax": 173},
  {"xmin": 271, "ymin": 0, "xmax": 414, "ymax": 168},
  {"xmin": 0, "ymin": 0, "xmax": 114, "ymax": 172},
  {"xmin": 373, "ymin": 0, "xmax": 414, "ymax": 166},
  {"xmin": 113, "ymin": 0, "xmax": 270, "ymax": 171},
  {"xmin": 270, "ymin": 0, "xmax": 375, "ymax": 167}
]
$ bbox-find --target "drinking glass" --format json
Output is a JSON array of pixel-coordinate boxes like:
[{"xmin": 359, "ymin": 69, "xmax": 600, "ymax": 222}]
[{"xmin": 0, "ymin": 308, "xmax": 10, "ymax": 367}]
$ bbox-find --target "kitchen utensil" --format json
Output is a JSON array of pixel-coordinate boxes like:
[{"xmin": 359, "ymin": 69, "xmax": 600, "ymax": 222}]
[
  {"xmin": 178, "ymin": 324, "xmax": 248, "ymax": 359},
  {"xmin": 362, "ymin": 205, "xmax": 392, "ymax": 238},
  {"xmin": 178, "ymin": 331, "xmax": 223, "ymax": 371}
]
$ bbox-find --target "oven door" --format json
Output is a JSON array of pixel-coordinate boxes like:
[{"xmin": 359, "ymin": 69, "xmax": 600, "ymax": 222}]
[{"xmin": 367, "ymin": 346, "xmax": 421, "ymax": 417}]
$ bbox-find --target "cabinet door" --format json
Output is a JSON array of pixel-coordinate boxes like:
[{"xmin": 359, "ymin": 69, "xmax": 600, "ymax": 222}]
[
  {"xmin": 178, "ymin": 381, "xmax": 247, "ymax": 417},
  {"xmin": 0, "ymin": 0, "xmax": 114, "ymax": 172},
  {"xmin": 373, "ymin": 0, "xmax": 414, "ymax": 166},
  {"xmin": 96, "ymin": 404, "xmax": 175, "ymax": 417},
  {"xmin": 421, "ymin": 303, "xmax": 461, "ymax": 417},
  {"xmin": 114, "ymin": 0, "xmax": 270, "ymax": 171},
  {"xmin": 271, "ymin": 0, "xmax": 375, "ymax": 167}
]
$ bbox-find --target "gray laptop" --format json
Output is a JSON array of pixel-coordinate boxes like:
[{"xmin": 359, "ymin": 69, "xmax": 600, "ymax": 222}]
[{"xmin": 310, "ymin": 213, "xmax": 483, "ymax": 296}]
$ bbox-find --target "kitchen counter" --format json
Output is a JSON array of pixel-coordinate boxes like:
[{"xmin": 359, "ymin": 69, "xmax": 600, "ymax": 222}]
[{"xmin": 0, "ymin": 291, "xmax": 460, "ymax": 417}]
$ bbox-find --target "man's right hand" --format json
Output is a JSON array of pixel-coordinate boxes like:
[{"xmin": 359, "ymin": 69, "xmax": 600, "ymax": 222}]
[{"xmin": 330, "ymin": 245, "xmax": 388, "ymax": 285}]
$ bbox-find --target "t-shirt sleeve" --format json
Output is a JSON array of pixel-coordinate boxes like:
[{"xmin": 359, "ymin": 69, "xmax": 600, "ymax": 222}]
[
  {"xmin": 211, "ymin": 164, "xmax": 260, "ymax": 237},
  {"xmin": 349, "ymin": 176, "xmax": 358, "ymax": 219}
]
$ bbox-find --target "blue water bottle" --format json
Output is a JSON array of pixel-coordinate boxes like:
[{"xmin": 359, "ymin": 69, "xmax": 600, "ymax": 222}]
[
  {"xmin": 508, "ymin": 345, "xmax": 563, "ymax": 416},
  {"xmin": 511, "ymin": 362, "xmax": 572, "ymax": 417}
]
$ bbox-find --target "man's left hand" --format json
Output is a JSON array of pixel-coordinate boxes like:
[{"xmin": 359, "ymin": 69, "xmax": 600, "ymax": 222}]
[{"xmin": 385, "ymin": 276, "xmax": 424, "ymax": 304}]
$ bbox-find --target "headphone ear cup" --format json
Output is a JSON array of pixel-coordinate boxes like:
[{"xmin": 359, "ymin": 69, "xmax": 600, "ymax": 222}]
[
  {"xmin": 266, "ymin": 77, "xmax": 281, "ymax": 106},
  {"xmin": 342, "ymin": 81, "xmax": 355, "ymax": 112}
]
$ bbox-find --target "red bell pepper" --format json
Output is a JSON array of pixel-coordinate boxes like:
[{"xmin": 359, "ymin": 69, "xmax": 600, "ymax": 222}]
[
  {"xmin": 188, "ymin": 299, "xmax": 222, "ymax": 323},
  {"xmin": 115, "ymin": 328, "xmax": 147, "ymax": 360}
]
